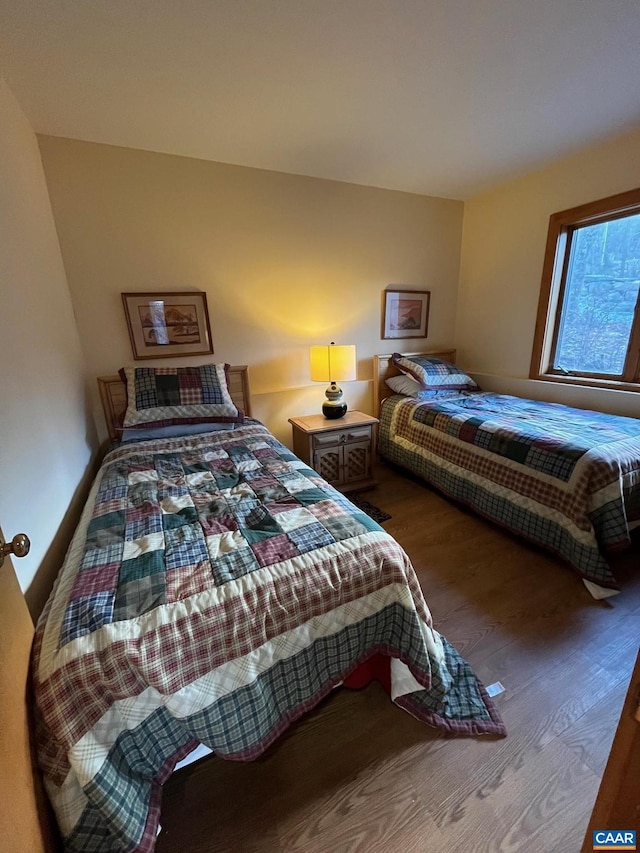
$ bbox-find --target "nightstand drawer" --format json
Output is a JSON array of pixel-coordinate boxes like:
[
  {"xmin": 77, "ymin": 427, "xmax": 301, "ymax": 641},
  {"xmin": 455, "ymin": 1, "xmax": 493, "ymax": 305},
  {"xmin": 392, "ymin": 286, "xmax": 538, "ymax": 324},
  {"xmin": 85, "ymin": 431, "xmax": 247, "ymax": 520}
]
[{"xmin": 312, "ymin": 426, "xmax": 371, "ymax": 448}]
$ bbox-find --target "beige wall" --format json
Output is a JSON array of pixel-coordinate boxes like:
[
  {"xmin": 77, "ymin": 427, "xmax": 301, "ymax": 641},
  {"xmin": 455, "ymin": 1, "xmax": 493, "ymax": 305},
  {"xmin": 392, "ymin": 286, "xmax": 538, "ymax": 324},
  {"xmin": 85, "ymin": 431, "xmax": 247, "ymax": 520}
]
[
  {"xmin": 457, "ymin": 125, "xmax": 640, "ymax": 417},
  {"xmin": 0, "ymin": 80, "xmax": 99, "ymax": 612},
  {"xmin": 37, "ymin": 136, "xmax": 464, "ymax": 445}
]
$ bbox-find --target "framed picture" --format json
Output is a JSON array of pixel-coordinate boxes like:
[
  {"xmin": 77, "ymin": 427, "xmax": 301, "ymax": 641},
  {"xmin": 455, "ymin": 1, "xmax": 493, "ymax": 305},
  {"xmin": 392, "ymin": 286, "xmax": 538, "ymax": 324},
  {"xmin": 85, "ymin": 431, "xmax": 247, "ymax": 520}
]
[
  {"xmin": 382, "ymin": 288, "xmax": 430, "ymax": 339},
  {"xmin": 122, "ymin": 291, "xmax": 213, "ymax": 360}
]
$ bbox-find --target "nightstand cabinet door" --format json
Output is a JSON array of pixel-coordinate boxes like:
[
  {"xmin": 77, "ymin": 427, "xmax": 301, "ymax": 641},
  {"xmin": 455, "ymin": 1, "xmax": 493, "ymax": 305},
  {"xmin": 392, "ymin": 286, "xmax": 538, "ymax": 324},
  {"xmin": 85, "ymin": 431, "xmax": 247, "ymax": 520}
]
[
  {"xmin": 313, "ymin": 445, "xmax": 343, "ymax": 486},
  {"xmin": 342, "ymin": 440, "xmax": 371, "ymax": 486}
]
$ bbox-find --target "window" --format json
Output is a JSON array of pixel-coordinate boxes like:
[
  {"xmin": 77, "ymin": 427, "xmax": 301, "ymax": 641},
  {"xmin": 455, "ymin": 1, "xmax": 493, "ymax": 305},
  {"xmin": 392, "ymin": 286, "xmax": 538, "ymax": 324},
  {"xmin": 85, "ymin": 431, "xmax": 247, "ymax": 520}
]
[{"xmin": 530, "ymin": 187, "xmax": 640, "ymax": 392}]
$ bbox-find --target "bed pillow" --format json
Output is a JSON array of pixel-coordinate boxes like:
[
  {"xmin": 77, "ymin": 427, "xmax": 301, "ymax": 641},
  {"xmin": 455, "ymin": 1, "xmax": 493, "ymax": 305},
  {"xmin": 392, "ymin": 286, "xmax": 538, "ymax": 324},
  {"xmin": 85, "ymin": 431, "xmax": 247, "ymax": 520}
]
[
  {"xmin": 386, "ymin": 374, "xmax": 426, "ymax": 396},
  {"xmin": 385, "ymin": 375, "xmax": 468, "ymax": 401},
  {"xmin": 120, "ymin": 363, "xmax": 244, "ymax": 429},
  {"xmin": 120, "ymin": 422, "xmax": 239, "ymax": 442},
  {"xmin": 391, "ymin": 353, "xmax": 478, "ymax": 391}
]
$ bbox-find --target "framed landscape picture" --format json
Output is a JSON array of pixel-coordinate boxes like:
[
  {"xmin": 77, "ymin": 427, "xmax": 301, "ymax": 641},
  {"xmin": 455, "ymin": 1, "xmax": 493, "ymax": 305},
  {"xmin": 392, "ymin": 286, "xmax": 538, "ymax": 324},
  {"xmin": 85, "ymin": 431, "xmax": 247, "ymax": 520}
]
[
  {"xmin": 382, "ymin": 288, "xmax": 430, "ymax": 339},
  {"xmin": 122, "ymin": 291, "xmax": 213, "ymax": 360}
]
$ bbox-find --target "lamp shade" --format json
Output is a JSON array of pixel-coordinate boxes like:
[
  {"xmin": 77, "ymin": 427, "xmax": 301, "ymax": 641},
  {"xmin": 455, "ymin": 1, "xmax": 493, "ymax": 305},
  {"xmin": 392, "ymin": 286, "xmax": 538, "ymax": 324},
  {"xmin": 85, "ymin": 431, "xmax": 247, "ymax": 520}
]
[{"xmin": 309, "ymin": 344, "xmax": 357, "ymax": 383}]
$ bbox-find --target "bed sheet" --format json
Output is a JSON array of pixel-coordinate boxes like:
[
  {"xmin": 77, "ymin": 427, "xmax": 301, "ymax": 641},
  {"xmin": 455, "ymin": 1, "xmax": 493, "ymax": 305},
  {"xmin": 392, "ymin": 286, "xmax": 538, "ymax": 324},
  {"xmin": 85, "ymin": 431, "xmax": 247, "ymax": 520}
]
[
  {"xmin": 379, "ymin": 392, "xmax": 640, "ymax": 589},
  {"xmin": 33, "ymin": 419, "xmax": 504, "ymax": 852}
]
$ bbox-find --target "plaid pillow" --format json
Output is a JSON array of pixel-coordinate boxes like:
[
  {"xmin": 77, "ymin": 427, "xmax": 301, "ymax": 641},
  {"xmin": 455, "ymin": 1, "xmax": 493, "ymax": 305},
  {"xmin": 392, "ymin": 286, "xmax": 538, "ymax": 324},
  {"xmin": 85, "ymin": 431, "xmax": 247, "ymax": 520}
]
[
  {"xmin": 391, "ymin": 353, "xmax": 478, "ymax": 391},
  {"xmin": 120, "ymin": 363, "xmax": 243, "ymax": 429}
]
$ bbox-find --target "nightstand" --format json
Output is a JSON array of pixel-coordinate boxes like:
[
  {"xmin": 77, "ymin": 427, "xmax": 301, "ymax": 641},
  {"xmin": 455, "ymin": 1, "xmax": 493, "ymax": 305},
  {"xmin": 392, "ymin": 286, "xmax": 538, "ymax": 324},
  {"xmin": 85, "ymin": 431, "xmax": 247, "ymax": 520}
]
[{"xmin": 289, "ymin": 411, "xmax": 379, "ymax": 493}]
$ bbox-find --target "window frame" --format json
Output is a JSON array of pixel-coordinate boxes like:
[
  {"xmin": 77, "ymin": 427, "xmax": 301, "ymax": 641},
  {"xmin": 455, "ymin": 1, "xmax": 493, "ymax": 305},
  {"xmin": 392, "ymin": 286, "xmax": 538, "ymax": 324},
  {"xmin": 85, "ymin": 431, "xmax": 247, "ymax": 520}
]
[{"xmin": 530, "ymin": 187, "xmax": 640, "ymax": 393}]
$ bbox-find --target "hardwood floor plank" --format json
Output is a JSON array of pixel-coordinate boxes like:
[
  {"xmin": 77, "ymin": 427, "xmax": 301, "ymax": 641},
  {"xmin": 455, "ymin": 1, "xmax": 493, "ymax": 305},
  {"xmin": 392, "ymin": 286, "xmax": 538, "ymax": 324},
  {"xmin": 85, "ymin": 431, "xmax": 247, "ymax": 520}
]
[
  {"xmin": 275, "ymin": 765, "xmax": 443, "ymax": 853},
  {"xmin": 557, "ymin": 676, "xmax": 629, "ymax": 777},
  {"xmin": 473, "ymin": 739, "xmax": 598, "ymax": 853},
  {"xmin": 428, "ymin": 740, "xmax": 599, "ymax": 852},
  {"xmin": 576, "ymin": 605, "xmax": 640, "ymax": 673}
]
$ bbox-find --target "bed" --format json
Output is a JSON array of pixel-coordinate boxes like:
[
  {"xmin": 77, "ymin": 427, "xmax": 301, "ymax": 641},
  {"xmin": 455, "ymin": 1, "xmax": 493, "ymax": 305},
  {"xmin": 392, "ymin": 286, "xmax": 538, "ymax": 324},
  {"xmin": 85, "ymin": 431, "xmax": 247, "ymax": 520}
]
[
  {"xmin": 374, "ymin": 350, "xmax": 640, "ymax": 597},
  {"xmin": 32, "ymin": 362, "xmax": 505, "ymax": 853}
]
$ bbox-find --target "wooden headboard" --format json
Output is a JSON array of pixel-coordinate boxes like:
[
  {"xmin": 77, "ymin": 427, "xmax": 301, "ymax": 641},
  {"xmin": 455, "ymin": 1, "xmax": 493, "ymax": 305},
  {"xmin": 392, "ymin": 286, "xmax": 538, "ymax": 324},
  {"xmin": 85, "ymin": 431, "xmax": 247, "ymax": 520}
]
[
  {"xmin": 98, "ymin": 365, "xmax": 252, "ymax": 443},
  {"xmin": 372, "ymin": 349, "xmax": 457, "ymax": 418}
]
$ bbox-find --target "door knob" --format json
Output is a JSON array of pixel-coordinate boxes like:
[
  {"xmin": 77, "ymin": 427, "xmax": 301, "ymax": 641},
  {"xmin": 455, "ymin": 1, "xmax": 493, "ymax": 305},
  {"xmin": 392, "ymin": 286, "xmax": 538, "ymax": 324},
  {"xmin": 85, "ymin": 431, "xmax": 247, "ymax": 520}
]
[{"xmin": 0, "ymin": 532, "xmax": 30, "ymax": 568}]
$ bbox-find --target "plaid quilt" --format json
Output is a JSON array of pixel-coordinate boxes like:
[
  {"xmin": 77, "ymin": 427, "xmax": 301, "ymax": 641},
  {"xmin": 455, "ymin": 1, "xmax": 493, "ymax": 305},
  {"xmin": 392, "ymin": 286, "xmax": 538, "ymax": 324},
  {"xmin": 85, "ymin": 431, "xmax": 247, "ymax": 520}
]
[
  {"xmin": 379, "ymin": 392, "xmax": 640, "ymax": 588},
  {"xmin": 33, "ymin": 420, "xmax": 504, "ymax": 853}
]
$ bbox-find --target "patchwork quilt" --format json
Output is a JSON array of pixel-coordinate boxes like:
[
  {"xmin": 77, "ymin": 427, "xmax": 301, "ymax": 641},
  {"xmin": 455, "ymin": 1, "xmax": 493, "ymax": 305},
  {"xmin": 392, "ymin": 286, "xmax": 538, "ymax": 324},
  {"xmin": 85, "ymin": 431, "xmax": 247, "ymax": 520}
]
[
  {"xmin": 33, "ymin": 420, "xmax": 505, "ymax": 853},
  {"xmin": 379, "ymin": 392, "xmax": 640, "ymax": 588}
]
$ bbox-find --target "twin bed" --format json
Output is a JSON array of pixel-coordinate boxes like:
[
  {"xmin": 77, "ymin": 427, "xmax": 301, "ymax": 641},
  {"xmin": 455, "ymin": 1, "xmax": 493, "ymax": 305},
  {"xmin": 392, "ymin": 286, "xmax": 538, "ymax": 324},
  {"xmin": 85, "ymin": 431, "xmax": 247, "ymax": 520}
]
[
  {"xmin": 32, "ymin": 363, "xmax": 505, "ymax": 853},
  {"xmin": 374, "ymin": 350, "xmax": 640, "ymax": 597}
]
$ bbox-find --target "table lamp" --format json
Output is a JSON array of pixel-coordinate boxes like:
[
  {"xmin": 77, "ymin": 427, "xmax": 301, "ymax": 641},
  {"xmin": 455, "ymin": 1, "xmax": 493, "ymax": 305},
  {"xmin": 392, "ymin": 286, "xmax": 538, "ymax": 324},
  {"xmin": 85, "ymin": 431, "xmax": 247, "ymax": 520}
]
[{"xmin": 309, "ymin": 342, "xmax": 357, "ymax": 419}]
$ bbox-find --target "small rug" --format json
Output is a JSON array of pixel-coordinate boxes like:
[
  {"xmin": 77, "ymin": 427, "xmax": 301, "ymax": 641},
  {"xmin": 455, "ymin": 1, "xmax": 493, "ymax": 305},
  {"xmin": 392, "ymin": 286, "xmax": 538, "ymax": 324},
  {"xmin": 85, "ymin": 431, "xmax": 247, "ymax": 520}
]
[{"xmin": 348, "ymin": 493, "xmax": 392, "ymax": 523}]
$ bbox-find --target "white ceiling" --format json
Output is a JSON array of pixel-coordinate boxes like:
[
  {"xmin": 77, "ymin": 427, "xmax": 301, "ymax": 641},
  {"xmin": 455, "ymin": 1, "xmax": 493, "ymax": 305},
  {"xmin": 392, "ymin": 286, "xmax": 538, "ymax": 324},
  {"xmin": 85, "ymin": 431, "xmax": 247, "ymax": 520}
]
[{"xmin": 1, "ymin": 0, "xmax": 640, "ymax": 199}]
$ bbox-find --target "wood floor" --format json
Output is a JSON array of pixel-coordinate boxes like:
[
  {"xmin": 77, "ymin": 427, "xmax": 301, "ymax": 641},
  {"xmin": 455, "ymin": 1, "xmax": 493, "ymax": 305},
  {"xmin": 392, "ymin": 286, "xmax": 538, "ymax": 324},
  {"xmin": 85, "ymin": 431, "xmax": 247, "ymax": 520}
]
[{"xmin": 157, "ymin": 462, "xmax": 640, "ymax": 853}]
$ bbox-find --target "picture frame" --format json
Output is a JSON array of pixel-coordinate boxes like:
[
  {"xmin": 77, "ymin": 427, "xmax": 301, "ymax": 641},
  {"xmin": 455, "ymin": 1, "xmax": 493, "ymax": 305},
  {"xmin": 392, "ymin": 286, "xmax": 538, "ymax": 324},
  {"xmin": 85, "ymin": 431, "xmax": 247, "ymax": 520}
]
[
  {"xmin": 122, "ymin": 291, "xmax": 213, "ymax": 360},
  {"xmin": 381, "ymin": 288, "xmax": 430, "ymax": 339}
]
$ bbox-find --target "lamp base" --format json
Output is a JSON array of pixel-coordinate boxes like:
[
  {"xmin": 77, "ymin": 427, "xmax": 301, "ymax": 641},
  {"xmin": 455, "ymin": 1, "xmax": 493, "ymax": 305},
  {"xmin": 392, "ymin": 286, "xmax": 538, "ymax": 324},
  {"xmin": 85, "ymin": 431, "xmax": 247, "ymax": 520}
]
[
  {"xmin": 322, "ymin": 382, "xmax": 348, "ymax": 419},
  {"xmin": 322, "ymin": 400, "xmax": 348, "ymax": 419}
]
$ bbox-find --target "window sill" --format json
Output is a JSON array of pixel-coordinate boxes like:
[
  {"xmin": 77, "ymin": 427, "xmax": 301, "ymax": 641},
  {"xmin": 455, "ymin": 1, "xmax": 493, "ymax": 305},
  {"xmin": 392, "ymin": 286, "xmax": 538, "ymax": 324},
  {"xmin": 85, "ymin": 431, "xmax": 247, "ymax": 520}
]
[{"xmin": 530, "ymin": 372, "xmax": 640, "ymax": 394}]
